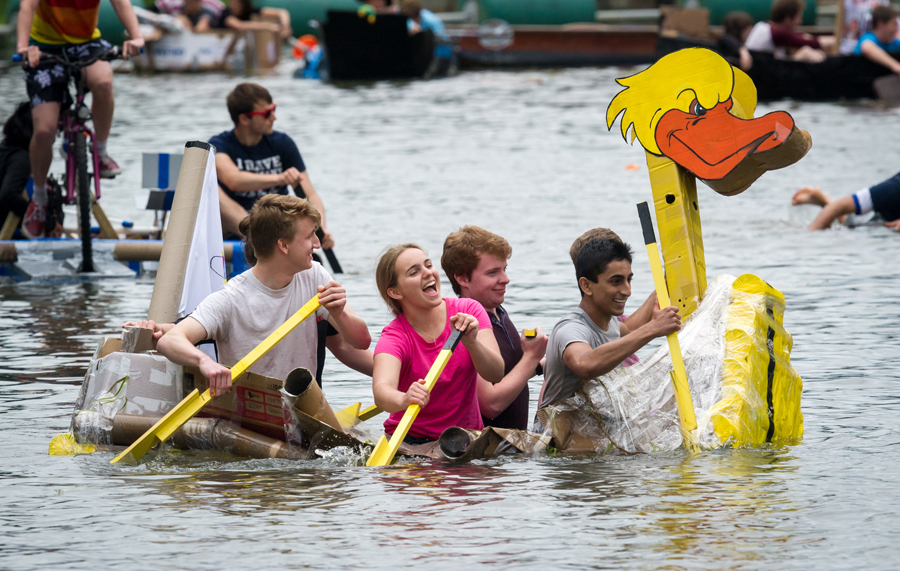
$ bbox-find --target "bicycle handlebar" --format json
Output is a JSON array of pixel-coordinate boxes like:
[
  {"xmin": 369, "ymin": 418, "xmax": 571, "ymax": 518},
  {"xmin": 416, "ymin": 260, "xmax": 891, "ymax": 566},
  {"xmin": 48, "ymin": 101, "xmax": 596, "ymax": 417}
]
[{"xmin": 12, "ymin": 45, "xmax": 126, "ymax": 67}]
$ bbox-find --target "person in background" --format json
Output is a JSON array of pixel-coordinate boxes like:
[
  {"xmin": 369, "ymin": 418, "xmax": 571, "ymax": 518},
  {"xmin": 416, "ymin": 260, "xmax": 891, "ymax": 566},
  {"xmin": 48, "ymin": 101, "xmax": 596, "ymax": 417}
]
[
  {"xmin": 839, "ymin": 0, "xmax": 890, "ymax": 55},
  {"xmin": 217, "ymin": 0, "xmax": 292, "ymax": 39},
  {"xmin": 717, "ymin": 11, "xmax": 754, "ymax": 71},
  {"xmin": 441, "ymin": 226, "xmax": 548, "ymax": 431},
  {"xmin": 537, "ymin": 238, "xmax": 681, "ymax": 417},
  {"xmin": 209, "ymin": 82, "xmax": 333, "ymax": 248},
  {"xmin": 744, "ymin": 0, "xmax": 832, "ymax": 63},
  {"xmin": 0, "ymin": 103, "xmax": 33, "ymax": 232},
  {"xmin": 176, "ymin": 0, "xmax": 217, "ymax": 32},
  {"xmin": 372, "ymin": 244, "xmax": 504, "ymax": 445},
  {"xmin": 358, "ymin": 0, "xmax": 398, "ymax": 14},
  {"xmin": 854, "ymin": 5, "xmax": 900, "ymax": 76},
  {"xmin": 792, "ymin": 173, "xmax": 900, "ymax": 231},
  {"xmin": 399, "ymin": 0, "xmax": 453, "ymax": 72},
  {"xmin": 152, "ymin": 0, "xmax": 224, "ymax": 22},
  {"xmin": 16, "ymin": 0, "xmax": 144, "ymax": 238}
]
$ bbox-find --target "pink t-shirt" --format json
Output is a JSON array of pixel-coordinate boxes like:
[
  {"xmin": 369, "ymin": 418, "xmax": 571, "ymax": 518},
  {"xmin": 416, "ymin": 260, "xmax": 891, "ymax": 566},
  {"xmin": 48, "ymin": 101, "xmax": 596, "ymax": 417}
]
[{"xmin": 375, "ymin": 297, "xmax": 492, "ymax": 440}]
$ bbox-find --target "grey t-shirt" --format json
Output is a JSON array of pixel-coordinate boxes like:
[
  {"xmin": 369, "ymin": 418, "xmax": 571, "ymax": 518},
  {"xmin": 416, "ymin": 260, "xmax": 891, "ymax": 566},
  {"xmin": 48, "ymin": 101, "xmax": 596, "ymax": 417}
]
[
  {"xmin": 539, "ymin": 307, "xmax": 621, "ymax": 408},
  {"xmin": 191, "ymin": 263, "xmax": 331, "ymax": 380}
]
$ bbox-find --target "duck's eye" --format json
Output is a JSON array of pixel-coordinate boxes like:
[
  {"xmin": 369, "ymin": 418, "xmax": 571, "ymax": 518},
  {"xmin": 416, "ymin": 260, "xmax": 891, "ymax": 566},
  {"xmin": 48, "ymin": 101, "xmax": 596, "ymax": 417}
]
[{"xmin": 690, "ymin": 100, "xmax": 707, "ymax": 116}]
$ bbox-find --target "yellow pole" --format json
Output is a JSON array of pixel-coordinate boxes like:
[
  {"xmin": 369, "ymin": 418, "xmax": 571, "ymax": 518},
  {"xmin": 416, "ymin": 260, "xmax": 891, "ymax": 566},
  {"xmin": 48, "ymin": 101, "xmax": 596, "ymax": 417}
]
[{"xmin": 637, "ymin": 201, "xmax": 698, "ymax": 432}]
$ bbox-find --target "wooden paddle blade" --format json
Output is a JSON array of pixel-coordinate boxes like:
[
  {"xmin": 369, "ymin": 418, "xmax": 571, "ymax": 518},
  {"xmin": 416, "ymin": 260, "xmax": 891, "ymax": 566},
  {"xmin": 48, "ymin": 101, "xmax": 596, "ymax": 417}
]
[
  {"xmin": 335, "ymin": 403, "xmax": 361, "ymax": 429},
  {"xmin": 366, "ymin": 406, "xmax": 422, "ymax": 467},
  {"xmin": 110, "ymin": 388, "xmax": 210, "ymax": 463},
  {"xmin": 357, "ymin": 404, "xmax": 382, "ymax": 421},
  {"xmin": 366, "ymin": 435, "xmax": 392, "ymax": 466},
  {"xmin": 335, "ymin": 402, "xmax": 384, "ymax": 429}
]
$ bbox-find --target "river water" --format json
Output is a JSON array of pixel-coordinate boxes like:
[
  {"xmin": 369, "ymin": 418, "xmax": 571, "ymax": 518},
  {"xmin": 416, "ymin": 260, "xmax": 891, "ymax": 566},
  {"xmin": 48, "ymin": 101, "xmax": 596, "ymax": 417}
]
[{"xmin": 0, "ymin": 61, "xmax": 899, "ymax": 569}]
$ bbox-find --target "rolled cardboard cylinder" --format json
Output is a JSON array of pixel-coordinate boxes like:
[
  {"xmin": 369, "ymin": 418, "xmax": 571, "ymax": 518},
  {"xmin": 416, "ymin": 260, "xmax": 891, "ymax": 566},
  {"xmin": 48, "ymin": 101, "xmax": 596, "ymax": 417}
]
[
  {"xmin": 438, "ymin": 427, "xmax": 482, "ymax": 461},
  {"xmin": 109, "ymin": 413, "xmax": 304, "ymax": 460},
  {"xmin": 114, "ymin": 241, "xmax": 235, "ymax": 263},
  {"xmin": 283, "ymin": 367, "xmax": 344, "ymax": 433},
  {"xmin": 147, "ymin": 141, "xmax": 213, "ymax": 324}
]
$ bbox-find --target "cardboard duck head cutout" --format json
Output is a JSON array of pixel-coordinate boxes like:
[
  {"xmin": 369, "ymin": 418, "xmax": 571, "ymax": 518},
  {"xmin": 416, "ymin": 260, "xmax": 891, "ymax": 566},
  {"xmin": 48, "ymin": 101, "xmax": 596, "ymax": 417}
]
[{"xmin": 606, "ymin": 48, "xmax": 812, "ymax": 196}]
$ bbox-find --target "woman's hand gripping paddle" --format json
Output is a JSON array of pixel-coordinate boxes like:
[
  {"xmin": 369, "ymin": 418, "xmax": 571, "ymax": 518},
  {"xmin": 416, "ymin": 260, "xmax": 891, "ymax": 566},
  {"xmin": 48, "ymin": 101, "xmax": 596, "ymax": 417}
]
[
  {"xmin": 111, "ymin": 295, "xmax": 322, "ymax": 464},
  {"xmin": 366, "ymin": 329, "xmax": 463, "ymax": 467},
  {"xmin": 637, "ymin": 201, "xmax": 698, "ymax": 433}
]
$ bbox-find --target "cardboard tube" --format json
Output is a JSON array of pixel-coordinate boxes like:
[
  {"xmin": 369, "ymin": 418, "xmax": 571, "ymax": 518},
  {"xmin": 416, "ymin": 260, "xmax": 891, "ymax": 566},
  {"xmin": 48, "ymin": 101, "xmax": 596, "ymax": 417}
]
[
  {"xmin": 283, "ymin": 368, "xmax": 344, "ymax": 433},
  {"xmin": 114, "ymin": 241, "xmax": 234, "ymax": 263},
  {"xmin": 110, "ymin": 413, "xmax": 304, "ymax": 460},
  {"xmin": 147, "ymin": 141, "xmax": 212, "ymax": 324}
]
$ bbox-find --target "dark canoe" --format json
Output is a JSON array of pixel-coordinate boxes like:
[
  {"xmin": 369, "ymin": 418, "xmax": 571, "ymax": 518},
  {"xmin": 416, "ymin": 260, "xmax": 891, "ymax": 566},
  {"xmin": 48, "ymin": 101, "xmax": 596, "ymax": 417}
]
[
  {"xmin": 657, "ymin": 35, "xmax": 899, "ymax": 102},
  {"xmin": 321, "ymin": 11, "xmax": 437, "ymax": 81},
  {"xmin": 455, "ymin": 24, "xmax": 659, "ymax": 69}
]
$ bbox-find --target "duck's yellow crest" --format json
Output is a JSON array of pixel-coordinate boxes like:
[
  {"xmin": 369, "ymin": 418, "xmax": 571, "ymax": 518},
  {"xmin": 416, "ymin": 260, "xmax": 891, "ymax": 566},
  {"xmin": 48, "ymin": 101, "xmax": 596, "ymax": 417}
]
[{"xmin": 606, "ymin": 48, "xmax": 757, "ymax": 156}]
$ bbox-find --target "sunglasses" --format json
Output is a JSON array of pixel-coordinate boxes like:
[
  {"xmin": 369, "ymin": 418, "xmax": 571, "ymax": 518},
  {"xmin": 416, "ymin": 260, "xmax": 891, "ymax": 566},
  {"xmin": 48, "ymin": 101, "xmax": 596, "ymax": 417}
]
[{"xmin": 245, "ymin": 103, "xmax": 277, "ymax": 119}]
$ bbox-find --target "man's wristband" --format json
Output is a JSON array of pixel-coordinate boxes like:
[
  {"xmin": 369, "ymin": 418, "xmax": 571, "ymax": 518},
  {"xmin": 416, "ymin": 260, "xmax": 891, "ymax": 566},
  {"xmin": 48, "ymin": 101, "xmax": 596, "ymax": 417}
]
[{"xmin": 534, "ymin": 362, "xmax": 543, "ymax": 377}]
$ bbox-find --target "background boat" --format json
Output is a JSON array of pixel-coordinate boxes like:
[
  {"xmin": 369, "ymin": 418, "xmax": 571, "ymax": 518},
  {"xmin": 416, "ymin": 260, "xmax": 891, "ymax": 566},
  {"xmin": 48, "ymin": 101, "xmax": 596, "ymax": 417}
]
[
  {"xmin": 321, "ymin": 11, "xmax": 448, "ymax": 81},
  {"xmin": 657, "ymin": 35, "xmax": 900, "ymax": 101}
]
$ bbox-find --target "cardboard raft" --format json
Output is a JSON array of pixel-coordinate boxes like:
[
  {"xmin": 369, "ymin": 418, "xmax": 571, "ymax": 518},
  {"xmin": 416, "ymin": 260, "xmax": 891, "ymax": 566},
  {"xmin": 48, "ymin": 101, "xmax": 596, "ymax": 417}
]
[{"xmin": 73, "ymin": 273, "xmax": 802, "ymax": 463}]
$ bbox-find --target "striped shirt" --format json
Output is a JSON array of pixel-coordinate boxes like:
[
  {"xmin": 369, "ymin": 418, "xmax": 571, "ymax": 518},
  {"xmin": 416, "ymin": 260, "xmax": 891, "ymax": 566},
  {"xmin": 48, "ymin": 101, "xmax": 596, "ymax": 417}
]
[{"xmin": 31, "ymin": 0, "xmax": 102, "ymax": 45}]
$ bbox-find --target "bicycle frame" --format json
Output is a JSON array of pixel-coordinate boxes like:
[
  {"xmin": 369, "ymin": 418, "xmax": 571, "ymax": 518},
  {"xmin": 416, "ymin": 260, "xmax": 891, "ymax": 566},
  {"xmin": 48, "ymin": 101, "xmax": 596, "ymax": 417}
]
[{"xmin": 58, "ymin": 62, "xmax": 102, "ymax": 207}]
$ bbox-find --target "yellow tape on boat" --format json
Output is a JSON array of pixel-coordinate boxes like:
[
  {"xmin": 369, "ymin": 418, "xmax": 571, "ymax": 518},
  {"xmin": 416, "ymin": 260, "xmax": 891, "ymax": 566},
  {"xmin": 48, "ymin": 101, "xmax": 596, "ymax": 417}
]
[
  {"xmin": 711, "ymin": 274, "xmax": 804, "ymax": 446},
  {"xmin": 111, "ymin": 295, "xmax": 322, "ymax": 464}
]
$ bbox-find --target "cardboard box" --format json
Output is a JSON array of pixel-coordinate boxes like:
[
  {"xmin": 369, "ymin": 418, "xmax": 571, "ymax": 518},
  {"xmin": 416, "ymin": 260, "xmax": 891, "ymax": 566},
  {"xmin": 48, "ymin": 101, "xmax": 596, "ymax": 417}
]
[
  {"xmin": 184, "ymin": 366, "xmax": 289, "ymax": 441},
  {"xmin": 659, "ymin": 6, "xmax": 710, "ymax": 40}
]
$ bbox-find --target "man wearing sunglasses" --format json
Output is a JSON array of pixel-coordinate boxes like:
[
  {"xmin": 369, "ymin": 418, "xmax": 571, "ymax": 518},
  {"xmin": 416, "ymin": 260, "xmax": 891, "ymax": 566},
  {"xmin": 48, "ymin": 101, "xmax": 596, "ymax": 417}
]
[{"xmin": 209, "ymin": 82, "xmax": 334, "ymax": 248}]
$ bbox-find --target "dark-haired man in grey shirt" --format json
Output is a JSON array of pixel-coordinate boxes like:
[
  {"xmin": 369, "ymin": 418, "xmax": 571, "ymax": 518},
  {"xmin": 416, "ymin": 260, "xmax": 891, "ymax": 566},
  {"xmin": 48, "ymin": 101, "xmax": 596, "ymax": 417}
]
[{"xmin": 538, "ymin": 238, "xmax": 681, "ymax": 410}]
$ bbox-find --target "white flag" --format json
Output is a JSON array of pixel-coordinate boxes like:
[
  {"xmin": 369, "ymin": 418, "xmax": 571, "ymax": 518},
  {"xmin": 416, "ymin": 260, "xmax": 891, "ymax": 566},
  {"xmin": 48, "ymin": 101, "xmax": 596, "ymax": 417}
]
[{"xmin": 178, "ymin": 151, "xmax": 225, "ymax": 358}]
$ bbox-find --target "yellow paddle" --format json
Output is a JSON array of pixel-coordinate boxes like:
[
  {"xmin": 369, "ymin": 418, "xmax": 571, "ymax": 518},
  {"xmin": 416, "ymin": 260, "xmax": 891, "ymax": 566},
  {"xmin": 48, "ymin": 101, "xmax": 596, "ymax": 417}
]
[
  {"xmin": 637, "ymin": 201, "xmax": 698, "ymax": 432},
  {"xmin": 366, "ymin": 329, "xmax": 463, "ymax": 467},
  {"xmin": 111, "ymin": 294, "xmax": 322, "ymax": 464},
  {"xmin": 335, "ymin": 402, "xmax": 383, "ymax": 429}
]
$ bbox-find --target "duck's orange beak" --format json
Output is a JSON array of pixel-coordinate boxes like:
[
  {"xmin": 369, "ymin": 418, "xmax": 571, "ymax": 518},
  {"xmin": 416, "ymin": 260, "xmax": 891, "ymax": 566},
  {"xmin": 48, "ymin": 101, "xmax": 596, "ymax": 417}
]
[{"xmin": 654, "ymin": 99, "xmax": 795, "ymax": 180}]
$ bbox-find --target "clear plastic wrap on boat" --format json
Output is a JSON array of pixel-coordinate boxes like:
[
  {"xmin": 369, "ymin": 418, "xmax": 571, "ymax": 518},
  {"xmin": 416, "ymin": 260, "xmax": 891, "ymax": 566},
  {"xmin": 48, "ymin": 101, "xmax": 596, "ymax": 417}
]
[
  {"xmin": 537, "ymin": 274, "xmax": 803, "ymax": 454},
  {"xmin": 71, "ymin": 341, "xmax": 183, "ymax": 446}
]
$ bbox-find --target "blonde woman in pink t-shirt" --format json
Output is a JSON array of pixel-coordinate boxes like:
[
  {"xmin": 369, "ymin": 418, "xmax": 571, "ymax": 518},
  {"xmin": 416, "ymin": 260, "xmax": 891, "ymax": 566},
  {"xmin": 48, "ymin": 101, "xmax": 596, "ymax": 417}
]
[{"xmin": 372, "ymin": 244, "xmax": 504, "ymax": 445}]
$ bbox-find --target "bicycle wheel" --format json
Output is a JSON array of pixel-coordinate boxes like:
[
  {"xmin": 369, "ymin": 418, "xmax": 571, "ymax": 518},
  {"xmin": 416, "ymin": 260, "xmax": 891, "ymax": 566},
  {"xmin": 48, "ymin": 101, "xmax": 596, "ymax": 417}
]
[{"xmin": 73, "ymin": 132, "xmax": 94, "ymax": 272}]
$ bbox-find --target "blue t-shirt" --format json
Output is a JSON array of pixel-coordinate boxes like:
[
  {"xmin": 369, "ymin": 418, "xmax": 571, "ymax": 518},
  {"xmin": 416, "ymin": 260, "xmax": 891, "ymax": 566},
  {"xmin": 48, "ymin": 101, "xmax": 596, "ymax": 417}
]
[
  {"xmin": 854, "ymin": 31, "xmax": 900, "ymax": 54},
  {"xmin": 208, "ymin": 130, "xmax": 306, "ymax": 212},
  {"xmin": 407, "ymin": 9, "xmax": 452, "ymax": 58}
]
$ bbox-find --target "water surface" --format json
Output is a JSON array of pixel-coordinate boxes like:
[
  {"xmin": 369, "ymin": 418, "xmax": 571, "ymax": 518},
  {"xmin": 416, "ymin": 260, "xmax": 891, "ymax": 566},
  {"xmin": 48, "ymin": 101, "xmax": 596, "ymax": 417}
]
[{"xmin": 1, "ymin": 62, "xmax": 899, "ymax": 570}]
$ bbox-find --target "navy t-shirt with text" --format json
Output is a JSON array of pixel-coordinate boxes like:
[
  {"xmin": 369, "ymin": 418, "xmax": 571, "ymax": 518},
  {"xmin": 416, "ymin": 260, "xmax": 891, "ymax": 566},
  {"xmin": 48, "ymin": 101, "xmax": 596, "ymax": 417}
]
[{"xmin": 209, "ymin": 130, "xmax": 306, "ymax": 212}]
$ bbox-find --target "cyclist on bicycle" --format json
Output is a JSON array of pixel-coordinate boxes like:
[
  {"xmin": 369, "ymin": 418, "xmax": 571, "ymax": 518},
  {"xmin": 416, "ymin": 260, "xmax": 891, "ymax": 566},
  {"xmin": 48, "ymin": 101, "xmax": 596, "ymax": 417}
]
[{"xmin": 16, "ymin": 0, "xmax": 144, "ymax": 238}]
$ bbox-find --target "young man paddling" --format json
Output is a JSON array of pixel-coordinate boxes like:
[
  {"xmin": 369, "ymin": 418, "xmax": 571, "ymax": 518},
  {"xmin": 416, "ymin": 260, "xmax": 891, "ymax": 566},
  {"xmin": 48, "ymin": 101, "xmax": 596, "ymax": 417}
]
[
  {"xmin": 156, "ymin": 194, "xmax": 370, "ymax": 396},
  {"xmin": 568, "ymin": 227, "xmax": 659, "ymax": 367},
  {"xmin": 210, "ymin": 83, "xmax": 334, "ymax": 248},
  {"xmin": 538, "ymin": 238, "xmax": 681, "ymax": 412},
  {"xmin": 441, "ymin": 226, "xmax": 548, "ymax": 431}
]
